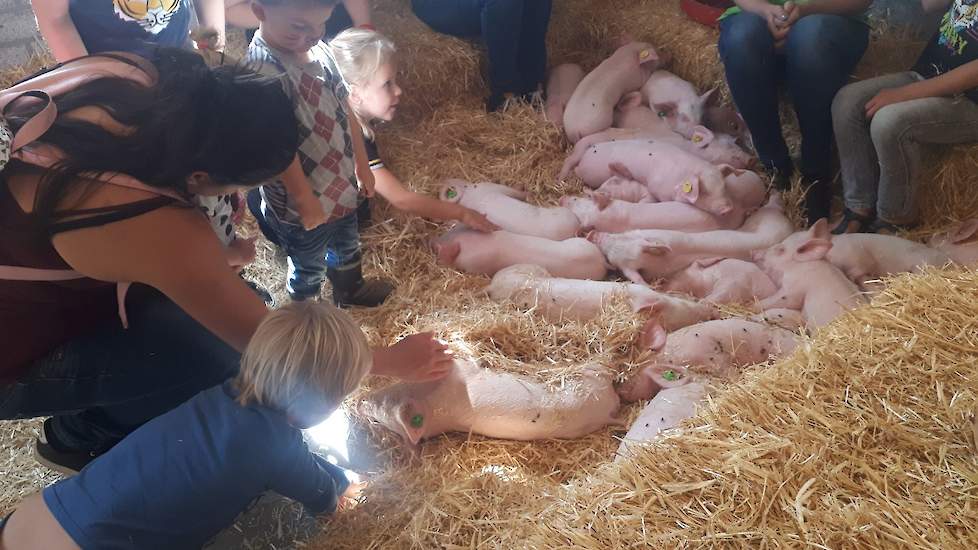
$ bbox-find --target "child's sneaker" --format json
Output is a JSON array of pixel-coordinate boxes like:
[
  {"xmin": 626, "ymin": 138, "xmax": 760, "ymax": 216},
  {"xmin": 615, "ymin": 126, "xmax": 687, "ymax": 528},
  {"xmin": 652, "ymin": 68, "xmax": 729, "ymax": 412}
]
[{"xmin": 34, "ymin": 419, "xmax": 102, "ymax": 476}]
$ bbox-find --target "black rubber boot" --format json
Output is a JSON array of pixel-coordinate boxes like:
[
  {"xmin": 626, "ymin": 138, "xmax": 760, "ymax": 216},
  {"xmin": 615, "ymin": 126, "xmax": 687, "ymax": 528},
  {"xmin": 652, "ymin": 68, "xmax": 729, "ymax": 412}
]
[{"xmin": 327, "ymin": 262, "xmax": 393, "ymax": 308}]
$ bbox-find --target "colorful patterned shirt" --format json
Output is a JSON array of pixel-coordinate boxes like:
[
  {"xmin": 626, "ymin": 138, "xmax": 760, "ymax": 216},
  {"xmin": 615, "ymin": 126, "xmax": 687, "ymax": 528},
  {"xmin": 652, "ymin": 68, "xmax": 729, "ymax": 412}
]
[
  {"xmin": 913, "ymin": 0, "xmax": 978, "ymax": 103},
  {"xmin": 247, "ymin": 32, "xmax": 359, "ymax": 227}
]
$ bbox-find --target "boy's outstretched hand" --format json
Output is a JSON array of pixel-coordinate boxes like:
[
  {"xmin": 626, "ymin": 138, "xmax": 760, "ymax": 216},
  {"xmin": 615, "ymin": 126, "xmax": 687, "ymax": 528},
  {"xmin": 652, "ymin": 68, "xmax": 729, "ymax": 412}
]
[
  {"xmin": 371, "ymin": 332, "xmax": 455, "ymax": 381},
  {"xmin": 460, "ymin": 208, "xmax": 499, "ymax": 232},
  {"xmin": 338, "ymin": 480, "xmax": 367, "ymax": 511}
]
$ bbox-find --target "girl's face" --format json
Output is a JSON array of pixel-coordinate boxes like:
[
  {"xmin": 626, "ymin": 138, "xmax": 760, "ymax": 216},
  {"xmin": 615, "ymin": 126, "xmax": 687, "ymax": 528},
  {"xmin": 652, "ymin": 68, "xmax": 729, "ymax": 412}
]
[
  {"xmin": 352, "ymin": 61, "xmax": 402, "ymax": 122},
  {"xmin": 253, "ymin": 2, "xmax": 333, "ymax": 54}
]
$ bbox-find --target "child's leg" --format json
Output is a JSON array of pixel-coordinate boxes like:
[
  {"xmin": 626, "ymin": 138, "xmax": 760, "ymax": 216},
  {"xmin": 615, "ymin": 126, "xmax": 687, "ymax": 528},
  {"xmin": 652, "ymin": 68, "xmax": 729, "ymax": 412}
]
[
  {"xmin": 871, "ymin": 95, "xmax": 978, "ymax": 225},
  {"xmin": 262, "ymin": 212, "xmax": 331, "ymax": 300},
  {"xmin": 323, "ymin": 214, "xmax": 393, "ymax": 307},
  {"xmin": 516, "ymin": 0, "xmax": 552, "ymax": 95},
  {"xmin": 1, "ymin": 493, "xmax": 80, "ymax": 550},
  {"xmin": 831, "ymin": 72, "xmax": 921, "ymax": 218}
]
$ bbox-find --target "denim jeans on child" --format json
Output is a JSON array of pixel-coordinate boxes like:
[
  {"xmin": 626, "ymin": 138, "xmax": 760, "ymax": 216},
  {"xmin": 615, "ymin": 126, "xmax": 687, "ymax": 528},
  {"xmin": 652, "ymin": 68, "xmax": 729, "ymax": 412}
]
[
  {"xmin": 0, "ymin": 286, "xmax": 240, "ymax": 453},
  {"xmin": 411, "ymin": 0, "xmax": 553, "ymax": 96},
  {"xmin": 261, "ymin": 209, "xmax": 362, "ymax": 300},
  {"xmin": 832, "ymin": 72, "xmax": 978, "ymax": 224},
  {"xmin": 719, "ymin": 13, "xmax": 869, "ymax": 180}
]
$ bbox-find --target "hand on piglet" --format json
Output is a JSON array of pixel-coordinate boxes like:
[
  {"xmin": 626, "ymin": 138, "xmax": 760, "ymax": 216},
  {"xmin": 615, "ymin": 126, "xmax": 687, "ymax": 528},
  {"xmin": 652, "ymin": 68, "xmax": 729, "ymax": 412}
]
[
  {"xmin": 459, "ymin": 208, "xmax": 499, "ymax": 232},
  {"xmin": 372, "ymin": 332, "xmax": 455, "ymax": 381}
]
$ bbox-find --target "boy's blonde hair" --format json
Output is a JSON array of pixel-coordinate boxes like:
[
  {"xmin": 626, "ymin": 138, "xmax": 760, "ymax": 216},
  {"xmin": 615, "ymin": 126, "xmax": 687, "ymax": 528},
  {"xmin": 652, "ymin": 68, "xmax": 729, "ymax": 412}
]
[
  {"xmin": 234, "ymin": 302, "xmax": 372, "ymax": 412},
  {"xmin": 328, "ymin": 28, "xmax": 397, "ymax": 139}
]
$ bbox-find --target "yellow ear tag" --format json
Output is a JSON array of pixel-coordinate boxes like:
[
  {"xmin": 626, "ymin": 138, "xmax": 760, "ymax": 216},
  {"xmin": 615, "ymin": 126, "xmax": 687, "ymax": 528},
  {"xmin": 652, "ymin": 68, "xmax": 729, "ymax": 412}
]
[
  {"xmin": 682, "ymin": 181, "xmax": 693, "ymax": 193},
  {"xmin": 691, "ymin": 134, "xmax": 703, "ymax": 143},
  {"xmin": 639, "ymin": 49, "xmax": 651, "ymax": 60}
]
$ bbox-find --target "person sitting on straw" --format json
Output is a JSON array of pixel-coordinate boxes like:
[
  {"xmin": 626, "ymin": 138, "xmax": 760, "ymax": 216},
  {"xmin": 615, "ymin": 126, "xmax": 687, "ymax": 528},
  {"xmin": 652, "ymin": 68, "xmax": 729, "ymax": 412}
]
[
  {"xmin": 325, "ymin": 27, "xmax": 498, "ymax": 232},
  {"xmin": 0, "ymin": 301, "xmax": 369, "ymax": 550},
  {"xmin": 410, "ymin": 0, "xmax": 553, "ymax": 112},
  {"xmin": 717, "ymin": 0, "xmax": 873, "ymax": 226},
  {"xmin": 830, "ymin": 0, "xmax": 978, "ymax": 234}
]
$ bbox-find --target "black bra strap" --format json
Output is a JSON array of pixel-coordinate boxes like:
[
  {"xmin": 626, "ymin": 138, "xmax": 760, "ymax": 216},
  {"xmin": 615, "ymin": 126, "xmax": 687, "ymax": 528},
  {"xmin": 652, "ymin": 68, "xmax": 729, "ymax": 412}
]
[{"xmin": 48, "ymin": 196, "xmax": 176, "ymax": 235}]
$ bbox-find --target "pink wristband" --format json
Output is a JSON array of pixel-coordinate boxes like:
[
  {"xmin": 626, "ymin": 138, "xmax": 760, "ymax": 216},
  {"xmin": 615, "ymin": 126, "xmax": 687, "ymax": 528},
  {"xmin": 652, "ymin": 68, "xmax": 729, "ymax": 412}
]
[{"xmin": 358, "ymin": 23, "xmax": 377, "ymax": 31}]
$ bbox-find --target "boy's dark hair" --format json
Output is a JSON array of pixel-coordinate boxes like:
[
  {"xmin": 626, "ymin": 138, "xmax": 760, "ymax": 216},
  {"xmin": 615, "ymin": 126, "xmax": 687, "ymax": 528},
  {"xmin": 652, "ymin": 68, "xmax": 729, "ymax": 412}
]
[{"xmin": 5, "ymin": 48, "xmax": 298, "ymax": 229}]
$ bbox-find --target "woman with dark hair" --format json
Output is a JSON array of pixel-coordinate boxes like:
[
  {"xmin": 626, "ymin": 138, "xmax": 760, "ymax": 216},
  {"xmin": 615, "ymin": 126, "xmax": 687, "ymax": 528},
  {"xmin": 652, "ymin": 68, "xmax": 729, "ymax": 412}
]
[{"xmin": 0, "ymin": 48, "xmax": 453, "ymax": 474}]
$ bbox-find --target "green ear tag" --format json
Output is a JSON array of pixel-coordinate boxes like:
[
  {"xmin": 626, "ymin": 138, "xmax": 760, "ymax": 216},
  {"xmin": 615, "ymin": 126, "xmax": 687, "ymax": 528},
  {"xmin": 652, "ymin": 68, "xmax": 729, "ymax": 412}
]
[
  {"xmin": 657, "ymin": 111, "xmax": 667, "ymax": 118},
  {"xmin": 446, "ymin": 188, "xmax": 457, "ymax": 199},
  {"xmin": 662, "ymin": 370, "xmax": 679, "ymax": 382},
  {"xmin": 410, "ymin": 414, "xmax": 424, "ymax": 428}
]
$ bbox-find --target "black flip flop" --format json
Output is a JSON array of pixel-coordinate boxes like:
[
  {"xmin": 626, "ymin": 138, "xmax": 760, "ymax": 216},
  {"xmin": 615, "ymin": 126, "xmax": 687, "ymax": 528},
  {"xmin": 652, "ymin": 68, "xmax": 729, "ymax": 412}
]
[
  {"xmin": 831, "ymin": 207, "xmax": 875, "ymax": 235},
  {"xmin": 869, "ymin": 218, "xmax": 913, "ymax": 236}
]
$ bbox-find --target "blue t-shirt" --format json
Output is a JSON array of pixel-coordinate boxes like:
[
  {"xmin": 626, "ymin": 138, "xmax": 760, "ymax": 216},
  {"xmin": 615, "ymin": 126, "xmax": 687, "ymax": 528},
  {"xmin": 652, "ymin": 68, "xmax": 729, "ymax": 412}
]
[
  {"xmin": 68, "ymin": 0, "xmax": 193, "ymax": 56},
  {"xmin": 43, "ymin": 383, "xmax": 350, "ymax": 550}
]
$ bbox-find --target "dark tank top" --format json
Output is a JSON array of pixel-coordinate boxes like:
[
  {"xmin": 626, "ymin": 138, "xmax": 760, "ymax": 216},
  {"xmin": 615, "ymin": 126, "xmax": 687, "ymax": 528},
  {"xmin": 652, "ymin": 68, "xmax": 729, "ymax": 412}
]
[{"xmin": 0, "ymin": 167, "xmax": 173, "ymax": 377}]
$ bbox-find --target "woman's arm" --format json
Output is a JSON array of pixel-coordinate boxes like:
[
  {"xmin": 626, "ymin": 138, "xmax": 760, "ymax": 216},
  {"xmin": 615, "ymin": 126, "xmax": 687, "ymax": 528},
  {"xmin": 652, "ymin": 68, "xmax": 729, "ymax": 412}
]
[
  {"xmin": 371, "ymin": 167, "xmax": 498, "ymax": 231},
  {"xmin": 30, "ymin": 0, "xmax": 87, "ymax": 62},
  {"xmin": 342, "ymin": 0, "xmax": 373, "ymax": 28},
  {"xmin": 194, "ymin": 0, "xmax": 227, "ymax": 50},
  {"xmin": 865, "ymin": 59, "xmax": 978, "ymax": 118}
]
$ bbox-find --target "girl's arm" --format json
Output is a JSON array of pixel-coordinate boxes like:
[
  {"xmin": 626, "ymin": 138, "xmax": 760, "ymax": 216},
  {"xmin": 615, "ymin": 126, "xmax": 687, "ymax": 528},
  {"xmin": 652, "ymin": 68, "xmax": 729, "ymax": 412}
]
[
  {"xmin": 342, "ymin": 0, "xmax": 373, "ymax": 28},
  {"xmin": 866, "ymin": 59, "xmax": 978, "ymax": 118},
  {"xmin": 30, "ymin": 0, "xmax": 87, "ymax": 62},
  {"xmin": 347, "ymin": 102, "xmax": 376, "ymax": 197},
  {"xmin": 194, "ymin": 0, "xmax": 227, "ymax": 50},
  {"xmin": 921, "ymin": 0, "xmax": 953, "ymax": 13},
  {"xmin": 372, "ymin": 167, "xmax": 498, "ymax": 231}
]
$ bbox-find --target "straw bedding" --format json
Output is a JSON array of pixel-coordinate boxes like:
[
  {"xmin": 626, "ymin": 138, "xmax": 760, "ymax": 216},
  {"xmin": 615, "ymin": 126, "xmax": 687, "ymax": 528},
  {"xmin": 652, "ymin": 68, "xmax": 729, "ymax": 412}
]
[{"xmin": 1, "ymin": 1, "xmax": 977, "ymax": 549}]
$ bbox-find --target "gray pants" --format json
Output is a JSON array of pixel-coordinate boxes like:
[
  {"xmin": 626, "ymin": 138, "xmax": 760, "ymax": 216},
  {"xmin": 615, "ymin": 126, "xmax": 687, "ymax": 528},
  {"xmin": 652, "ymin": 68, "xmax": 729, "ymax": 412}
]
[{"xmin": 832, "ymin": 72, "xmax": 978, "ymax": 224}]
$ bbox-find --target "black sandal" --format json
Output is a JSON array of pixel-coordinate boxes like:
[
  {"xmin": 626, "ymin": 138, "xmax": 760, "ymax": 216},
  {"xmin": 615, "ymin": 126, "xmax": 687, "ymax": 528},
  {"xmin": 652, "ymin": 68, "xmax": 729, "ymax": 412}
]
[
  {"xmin": 831, "ymin": 207, "xmax": 875, "ymax": 235},
  {"xmin": 869, "ymin": 218, "xmax": 912, "ymax": 236}
]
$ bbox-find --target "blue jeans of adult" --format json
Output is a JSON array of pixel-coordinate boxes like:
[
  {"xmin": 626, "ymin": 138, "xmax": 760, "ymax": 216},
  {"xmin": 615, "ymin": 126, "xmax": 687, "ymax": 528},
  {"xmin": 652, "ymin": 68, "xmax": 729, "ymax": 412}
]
[
  {"xmin": 718, "ymin": 13, "xmax": 870, "ymax": 182},
  {"xmin": 0, "ymin": 287, "xmax": 240, "ymax": 453},
  {"xmin": 262, "ymin": 209, "xmax": 362, "ymax": 300},
  {"xmin": 411, "ymin": 0, "xmax": 553, "ymax": 97}
]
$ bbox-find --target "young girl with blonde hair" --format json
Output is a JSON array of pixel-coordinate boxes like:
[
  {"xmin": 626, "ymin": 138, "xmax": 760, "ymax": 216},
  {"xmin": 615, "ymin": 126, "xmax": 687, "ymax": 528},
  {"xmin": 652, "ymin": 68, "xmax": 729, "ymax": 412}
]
[{"xmin": 328, "ymin": 27, "xmax": 497, "ymax": 232}]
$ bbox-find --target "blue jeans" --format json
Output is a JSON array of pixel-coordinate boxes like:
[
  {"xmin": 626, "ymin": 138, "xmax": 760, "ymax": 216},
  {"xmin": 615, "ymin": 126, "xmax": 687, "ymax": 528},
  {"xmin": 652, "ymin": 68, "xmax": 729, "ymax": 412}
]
[
  {"xmin": 0, "ymin": 287, "xmax": 240, "ymax": 452},
  {"xmin": 411, "ymin": 0, "xmax": 553, "ymax": 96},
  {"xmin": 719, "ymin": 13, "xmax": 869, "ymax": 180},
  {"xmin": 262, "ymin": 210, "xmax": 362, "ymax": 300}
]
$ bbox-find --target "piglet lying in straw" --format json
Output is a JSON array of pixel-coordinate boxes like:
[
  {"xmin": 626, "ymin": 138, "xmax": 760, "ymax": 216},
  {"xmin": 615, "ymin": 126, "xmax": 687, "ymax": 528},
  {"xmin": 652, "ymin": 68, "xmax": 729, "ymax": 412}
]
[
  {"xmin": 568, "ymin": 139, "xmax": 736, "ymax": 217},
  {"xmin": 617, "ymin": 317, "xmax": 800, "ymax": 403},
  {"xmin": 662, "ymin": 257, "xmax": 778, "ymax": 305},
  {"xmin": 703, "ymin": 105, "xmax": 751, "ymax": 148},
  {"xmin": 485, "ymin": 264, "xmax": 716, "ymax": 330},
  {"xmin": 563, "ymin": 40, "xmax": 663, "ymax": 143},
  {"xmin": 431, "ymin": 225, "xmax": 607, "ymax": 279},
  {"xmin": 559, "ymin": 193, "xmax": 721, "ymax": 234},
  {"xmin": 439, "ymin": 179, "xmax": 579, "ymax": 241},
  {"xmin": 615, "ymin": 381, "xmax": 708, "ymax": 461},
  {"xmin": 590, "ymin": 193, "xmax": 794, "ymax": 283},
  {"xmin": 594, "ymin": 175, "xmax": 654, "ymax": 203},
  {"xmin": 545, "ymin": 63, "xmax": 585, "ymax": 128},
  {"xmin": 823, "ymin": 232, "xmax": 951, "ymax": 288},
  {"xmin": 751, "ymin": 219, "xmax": 866, "ymax": 329},
  {"xmin": 928, "ymin": 219, "xmax": 978, "ymax": 266},
  {"xmin": 640, "ymin": 69, "xmax": 716, "ymax": 138},
  {"xmin": 360, "ymin": 359, "xmax": 623, "ymax": 448}
]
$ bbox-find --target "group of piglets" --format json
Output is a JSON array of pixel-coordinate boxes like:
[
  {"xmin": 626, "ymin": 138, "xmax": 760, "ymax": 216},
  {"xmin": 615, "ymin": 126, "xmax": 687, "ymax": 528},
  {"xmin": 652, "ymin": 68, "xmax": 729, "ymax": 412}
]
[{"xmin": 359, "ymin": 39, "xmax": 978, "ymax": 461}]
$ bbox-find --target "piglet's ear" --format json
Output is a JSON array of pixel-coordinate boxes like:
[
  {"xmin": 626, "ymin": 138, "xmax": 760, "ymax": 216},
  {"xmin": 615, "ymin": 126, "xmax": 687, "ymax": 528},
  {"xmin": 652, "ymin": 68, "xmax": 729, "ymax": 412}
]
[
  {"xmin": 637, "ymin": 47, "xmax": 659, "ymax": 66},
  {"xmin": 639, "ymin": 318, "xmax": 668, "ymax": 352},
  {"xmin": 950, "ymin": 219, "xmax": 978, "ymax": 244},
  {"xmin": 398, "ymin": 399, "xmax": 426, "ymax": 447},
  {"xmin": 677, "ymin": 176, "xmax": 700, "ymax": 204},
  {"xmin": 700, "ymin": 87, "xmax": 719, "ymax": 107},
  {"xmin": 689, "ymin": 126, "xmax": 714, "ymax": 148},
  {"xmin": 592, "ymin": 192, "xmax": 613, "ymax": 210},
  {"xmin": 609, "ymin": 161, "xmax": 638, "ymax": 181},
  {"xmin": 439, "ymin": 181, "xmax": 463, "ymax": 203},
  {"xmin": 641, "ymin": 239, "xmax": 671, "ymax": 256},
  {"xmin": 808, "ymin": 218, "xmax": 831, "ymax": 240},
  {"xmin": 793, "ymin": 238, "xmax": 833, "ymax": 263},
  {"xmin": 694, "ymin": 257, "xmax": 725, "ymax": 269}
]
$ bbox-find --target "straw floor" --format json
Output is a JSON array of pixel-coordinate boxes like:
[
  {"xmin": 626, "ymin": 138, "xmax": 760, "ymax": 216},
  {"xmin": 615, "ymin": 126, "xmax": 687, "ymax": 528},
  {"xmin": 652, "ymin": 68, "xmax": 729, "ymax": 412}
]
[{"xmin": 2, "ymin": 1, "xmax": 977, "ymax": 549}]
